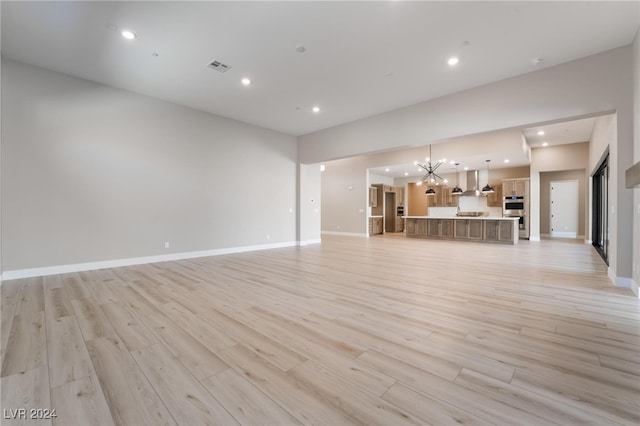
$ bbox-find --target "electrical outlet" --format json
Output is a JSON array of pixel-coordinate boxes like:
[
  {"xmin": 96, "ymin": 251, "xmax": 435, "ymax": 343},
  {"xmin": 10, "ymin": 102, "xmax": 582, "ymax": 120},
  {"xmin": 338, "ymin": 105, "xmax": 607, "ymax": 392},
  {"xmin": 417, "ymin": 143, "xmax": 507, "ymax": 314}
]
[{"xmin": 164, "ymin": 241, "xmax": 170, "ymax": 249}]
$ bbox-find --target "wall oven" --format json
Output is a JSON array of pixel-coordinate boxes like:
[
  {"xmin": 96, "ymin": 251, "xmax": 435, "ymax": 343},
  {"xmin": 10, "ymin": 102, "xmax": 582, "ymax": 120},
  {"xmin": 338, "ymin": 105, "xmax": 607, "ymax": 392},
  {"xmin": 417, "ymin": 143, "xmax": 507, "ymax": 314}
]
[{"xmin": 503, "ymin": 196, "xmax": 529, "ymax": 239}]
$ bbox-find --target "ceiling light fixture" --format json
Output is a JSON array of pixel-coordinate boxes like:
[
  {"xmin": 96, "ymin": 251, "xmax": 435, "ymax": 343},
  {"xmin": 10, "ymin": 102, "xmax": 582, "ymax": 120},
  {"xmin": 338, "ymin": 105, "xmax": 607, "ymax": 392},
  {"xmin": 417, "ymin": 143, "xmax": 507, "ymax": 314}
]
[
  {"xmin": 447, "ymin": 57, "xmax": 459, "ymax": 66},
  {"xmin": 542, "ymin": 142, "xmax": 549, "ymax": 147},
  {"xmin": 417, "ymin": 145, "xmax": 444, "ymax": 183},
  {"xmin": 241, "ymin": 78, "xmax": 251, "ymax": 86},
  {"xmin": 312, "ymin": 106, "xmax": 320, "ymax": 113},
  {"xmin": 481, "ymin": 160, "xmax": 495, "ymax": 194},
  {"xmin": 538, "ymin": 130, "xmax": 545, "ymax": 136},
  {"xmin": 504, "ymin": 159, "xmax": 510, "ymax": 163},
  {"xmin": 121, "ymin": 29, "xmax": 136, "ymax": 40}
]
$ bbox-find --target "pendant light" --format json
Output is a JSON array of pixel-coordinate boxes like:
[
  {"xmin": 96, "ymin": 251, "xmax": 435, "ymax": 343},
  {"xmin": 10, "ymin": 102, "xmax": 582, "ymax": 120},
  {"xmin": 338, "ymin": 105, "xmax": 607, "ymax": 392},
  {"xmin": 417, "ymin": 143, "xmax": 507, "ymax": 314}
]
[
  {"xmin": 425, "ymin": 187, "xmax": 436, "ymax": 196},
  {"xmin": 481, "ymin": 159, "xmax": 495, "ymax": 194},
  {"xmin": 451, "ymin": 163, "xmax": 463, "ymax": 195}
]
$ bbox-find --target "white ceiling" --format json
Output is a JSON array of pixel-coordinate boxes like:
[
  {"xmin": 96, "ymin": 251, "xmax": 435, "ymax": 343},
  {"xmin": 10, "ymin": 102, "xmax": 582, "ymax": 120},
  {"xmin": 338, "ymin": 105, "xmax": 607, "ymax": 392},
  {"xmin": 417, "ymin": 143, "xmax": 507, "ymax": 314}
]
[{"xmin": 2, "ymin": 1, "xmax": 638, "ymax": 137}]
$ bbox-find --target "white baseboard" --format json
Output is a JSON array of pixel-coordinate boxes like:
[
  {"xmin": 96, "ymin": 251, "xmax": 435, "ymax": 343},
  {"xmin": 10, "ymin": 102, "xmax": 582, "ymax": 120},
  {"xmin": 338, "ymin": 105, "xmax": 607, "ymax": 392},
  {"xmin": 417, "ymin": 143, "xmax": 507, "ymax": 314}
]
[
  {"xmin": 607, "ymin": 267, "xmax": 637, "ymax": 295},
  {"xmin": 551, "ymin": 231, "xmax": 578, "ymax": 238},
  {"xmin": 321, "ymin": 231, "xmax": 367, "ymax": 238},
  {"xmin": 1, "ymin": 241, "xmax": 299, "ymax": 281},
  {"xmin": 528, "ymin": 236, "xmax": 541, "ymax": 242},
  {"xmin": 298, "ymin": 238, "xmax": 322, "ymax": 246}
]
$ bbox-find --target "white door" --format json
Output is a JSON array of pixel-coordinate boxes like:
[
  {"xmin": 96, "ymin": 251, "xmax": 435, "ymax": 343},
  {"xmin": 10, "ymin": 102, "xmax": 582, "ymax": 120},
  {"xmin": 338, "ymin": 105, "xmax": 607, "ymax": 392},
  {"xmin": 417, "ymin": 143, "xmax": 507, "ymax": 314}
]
[{"xmin": 551, "ymin": 180, "xmax": 578, "ymax": 238}]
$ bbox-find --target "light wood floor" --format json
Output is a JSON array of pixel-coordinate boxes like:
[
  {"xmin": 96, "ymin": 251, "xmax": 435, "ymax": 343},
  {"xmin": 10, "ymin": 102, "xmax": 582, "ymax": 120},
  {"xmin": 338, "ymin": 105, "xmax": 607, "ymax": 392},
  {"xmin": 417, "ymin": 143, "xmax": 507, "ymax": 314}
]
[{"xmin": 1, "ymin": 235, "xmax": 639, "ymax": 425}]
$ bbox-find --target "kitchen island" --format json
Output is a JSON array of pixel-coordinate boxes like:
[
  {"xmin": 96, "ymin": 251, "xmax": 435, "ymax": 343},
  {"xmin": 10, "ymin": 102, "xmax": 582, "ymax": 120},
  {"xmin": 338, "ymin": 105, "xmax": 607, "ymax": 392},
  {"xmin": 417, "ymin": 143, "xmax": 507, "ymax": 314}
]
[{"xmin": 404, "ymin": 216, "xmax": 519, "ymax": 244}]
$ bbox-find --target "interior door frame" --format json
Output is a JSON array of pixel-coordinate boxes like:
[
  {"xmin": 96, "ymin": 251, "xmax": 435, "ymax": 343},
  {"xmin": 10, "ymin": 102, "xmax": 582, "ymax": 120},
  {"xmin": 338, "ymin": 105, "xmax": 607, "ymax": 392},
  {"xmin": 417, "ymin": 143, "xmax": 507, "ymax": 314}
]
[{"xmin": 550, "ymin": 179, "xmax": 579, "ymax": 238}]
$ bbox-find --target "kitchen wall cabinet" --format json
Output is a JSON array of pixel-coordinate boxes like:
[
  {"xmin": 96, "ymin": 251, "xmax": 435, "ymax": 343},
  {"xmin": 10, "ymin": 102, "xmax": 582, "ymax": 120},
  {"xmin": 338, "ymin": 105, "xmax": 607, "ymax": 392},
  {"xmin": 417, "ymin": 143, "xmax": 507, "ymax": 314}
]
[
  {"xmin": 486, "ymin": 184, "xmax": 502, "ymax": 207},
  {"xmin": 369, "ymin": 186, "xmax": 378, "ymax": 207},
  {"xmin": 396, "ymin": 187, "xmax": 404, "ymax": 206},
  {"xmin": 502, "ymin": 179, "xmax": 529, "ymax": 197},
  {"xmin": 454, "ymin": 220, "xmax": 483, "ymax": 240}
]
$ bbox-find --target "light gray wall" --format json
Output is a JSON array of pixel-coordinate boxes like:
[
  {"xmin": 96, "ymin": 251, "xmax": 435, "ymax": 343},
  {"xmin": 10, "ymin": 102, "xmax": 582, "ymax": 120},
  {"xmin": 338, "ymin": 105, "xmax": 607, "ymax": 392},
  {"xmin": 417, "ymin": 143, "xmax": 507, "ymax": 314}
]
[
  {"xmin": 304, "ymin": 46, "xmax": 635, "ymax": 285},
  {"xmin": 2, "ymin": 60, "xmax": 297, "ymax": 271},
  {"xmin": 633, "ymin": 29, "xmax": 640, "ymax": 292},
  {"xmin": 298, "ymin": 163, "xmax": 321, "ymax": 243}
]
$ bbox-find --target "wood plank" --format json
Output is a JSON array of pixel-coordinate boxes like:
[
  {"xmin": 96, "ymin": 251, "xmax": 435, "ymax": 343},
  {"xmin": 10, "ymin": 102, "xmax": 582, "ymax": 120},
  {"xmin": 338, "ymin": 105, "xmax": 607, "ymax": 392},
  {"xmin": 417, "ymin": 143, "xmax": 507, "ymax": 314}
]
[
  {"xmin": 131, "ymin": 343, "xmax": 239, "ymax": 425},
  {"xmin": 46, "ymin": 315, "xmax": 94, "ymax": 388},
  {"xmin": 289, "ymin": 359, "xmax": 424, "ymax": 425},
  {"xmin": 382, "ymin": 382, "xmax": 492, "ymax": 426},
  {"xmin": 50, "ymin": 375, "xmax": 115, "ymax": 426},
  {"xmin": 70, "ymin": 298, "xmax": 116, "ymax": 341},
  {"xmin": 1, "ymin": 312, "xmax": 47, "ymax": 377},
  {"xmin": 99, "ymin": 301, "xmax": 158, "ymax": 351},
  {"xmin": 158, "ymin": 301, "xmax": 236, "ymax": 352},
  {"xmin": 0, "ymin": 365, "xmax": 51, "ymax": 426},
  {"xmin": 141, "ymin": 313, "xmax": 228, "ymax": 380},
  {"xmin": 86, "ymin": 337, "xmax": 176, "ymax": 426},
  {"xmin": 201, "ymin": 368, "xmax": 302, "ymax": 425},
  {"xmin": 217, "ymin": 343, "xmax": 353, "ymax": 425}
]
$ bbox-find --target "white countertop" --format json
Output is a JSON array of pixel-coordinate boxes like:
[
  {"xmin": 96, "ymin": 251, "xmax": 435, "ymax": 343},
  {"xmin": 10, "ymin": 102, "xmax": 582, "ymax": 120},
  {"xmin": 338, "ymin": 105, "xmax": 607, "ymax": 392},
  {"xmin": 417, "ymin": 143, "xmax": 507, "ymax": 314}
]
[{"xmin": 404, "ymin": 216, "xmax": 519, "ymax": 221}]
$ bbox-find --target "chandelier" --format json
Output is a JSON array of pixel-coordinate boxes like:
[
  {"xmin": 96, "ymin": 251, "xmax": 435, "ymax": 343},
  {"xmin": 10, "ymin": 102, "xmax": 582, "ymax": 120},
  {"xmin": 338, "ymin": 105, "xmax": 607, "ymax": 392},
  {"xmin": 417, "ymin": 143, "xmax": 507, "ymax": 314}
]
[{"xmin": 417, "ymin": 144, "xmax": 444, "ymax": 184}]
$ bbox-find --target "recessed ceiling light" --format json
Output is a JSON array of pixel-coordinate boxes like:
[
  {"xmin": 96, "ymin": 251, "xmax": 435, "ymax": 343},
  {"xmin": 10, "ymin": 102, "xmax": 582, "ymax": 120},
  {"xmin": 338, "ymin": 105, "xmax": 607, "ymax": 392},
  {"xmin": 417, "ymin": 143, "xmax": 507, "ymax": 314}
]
[
  {"xmin": 413, "ymin": 161, "xmax": 418, "ymax": 165},
  {"xmin": 504, "ymin": 159, "xmax": 510, "ymax": 163},
  {"xmin": 416, "ymin": 181, "xmax": 422, "ymax": 186},
  {"xmin": 463, "ymin": 166, "xmax": 469, "ymax": 170},
  {"xmin": 404, "ymin": 172, "xmax": 409, "ymax": 176},
  {"xmin": 241, "ymin": 78, "xmax": 251, "ymax": 86},
  {"xmin": 312, "ymin": 106, "xmax": 320, "ymax": 113},
  {"xmin": 538, "ymin": 130, "xmax": 545, "ymax": 136},
  {"xmin": 121, "ymin": 29, "xmax": 136, "ymax": 40},
  {"xmin": 447, "ymin": 57, "xmax": 459, "ymax": 66},
  {"xmin": 385, "ymin": 168, "xmax": 390, "ymax": 172},
  {"xmin": 450, "ymin": 160, "xmax": 455, "ymax": 165},
  {"xmin": 542, "ymin": 142, "xmax": 549, "ymax": 147}
]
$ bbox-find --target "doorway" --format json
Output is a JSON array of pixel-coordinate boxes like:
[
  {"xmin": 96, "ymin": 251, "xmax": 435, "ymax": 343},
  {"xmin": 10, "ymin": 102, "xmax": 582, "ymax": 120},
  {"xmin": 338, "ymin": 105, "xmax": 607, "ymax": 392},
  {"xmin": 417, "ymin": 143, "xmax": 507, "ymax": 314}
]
[
  {"xmin": 592, "ymin": 154, "xmax": 609, "ymax": 264},
  {"xmin": 550, "ymin": 180, "xmax": 579, "ymax": 238}
]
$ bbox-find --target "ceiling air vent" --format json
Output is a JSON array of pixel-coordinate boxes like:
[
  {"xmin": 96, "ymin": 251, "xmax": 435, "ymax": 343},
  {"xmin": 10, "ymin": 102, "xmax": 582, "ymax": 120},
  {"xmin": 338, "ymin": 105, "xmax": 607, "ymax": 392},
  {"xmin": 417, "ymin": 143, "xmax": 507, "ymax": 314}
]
[{"xmin": 208, "ymin": 60, "xmax": 232, "ymax": 73}]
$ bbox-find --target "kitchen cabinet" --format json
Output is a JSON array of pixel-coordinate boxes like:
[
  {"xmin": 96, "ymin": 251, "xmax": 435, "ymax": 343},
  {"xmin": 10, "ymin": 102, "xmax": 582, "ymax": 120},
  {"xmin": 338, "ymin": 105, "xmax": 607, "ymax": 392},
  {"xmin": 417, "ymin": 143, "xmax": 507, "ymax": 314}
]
[
  {"xmin": 369, "ymin": 186, "xmax": 378, "ymax": 207},
  {"xmin": 427, "ymin": 219, "xmax": 454, "ymax": 238},
  {"xmin": 369, "ymin": 217, "xmax": 383, "ymax": 235},
  {"xmin": 405, "ymin": 217, "xmax": 518, "ymax": 244},
  {"xmin": 483, "ymin": 220, "xmax": 514, "ymax": 243},
  {"xmin": 396, "ymin": 187, "xmax": 404, "ymax": 206},
  {"xmin": 486, "ymin": 184, "xmax": 502, "ymax": 207},
  {"xmin": 405, "ymin": 218, "xmax": 427, "ymax": 237},
  {"xmin": 395, "ymin": 216, "xmax": 404, "ymax": 232},
  {"xmin": 454, "ymin": 220, "xmax": 483, "ymax": 240},
  {"xmin": 502, "ymin": 179, "xmax": 529, "ymax": 197}
]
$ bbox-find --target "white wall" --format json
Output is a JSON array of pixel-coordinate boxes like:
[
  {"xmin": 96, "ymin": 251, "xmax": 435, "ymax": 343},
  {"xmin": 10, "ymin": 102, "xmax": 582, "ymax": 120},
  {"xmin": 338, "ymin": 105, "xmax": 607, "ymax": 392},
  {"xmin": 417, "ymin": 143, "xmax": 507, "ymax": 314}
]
[
  {"xmin": 303, "ymin": 46, "xmax": 635, "ymax": 287},
  {"xmin": 2, "ymin": 60, "xmax": 298, "ymax": 272}
]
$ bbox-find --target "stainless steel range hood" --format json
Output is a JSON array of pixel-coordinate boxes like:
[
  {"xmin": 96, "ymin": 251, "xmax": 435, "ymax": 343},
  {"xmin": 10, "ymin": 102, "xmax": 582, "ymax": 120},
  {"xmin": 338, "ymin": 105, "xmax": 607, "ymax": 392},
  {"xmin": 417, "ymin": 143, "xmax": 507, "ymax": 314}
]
[{"xmin": 461, "ymin": 170, "xmax": 486, "ymax": 197}]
